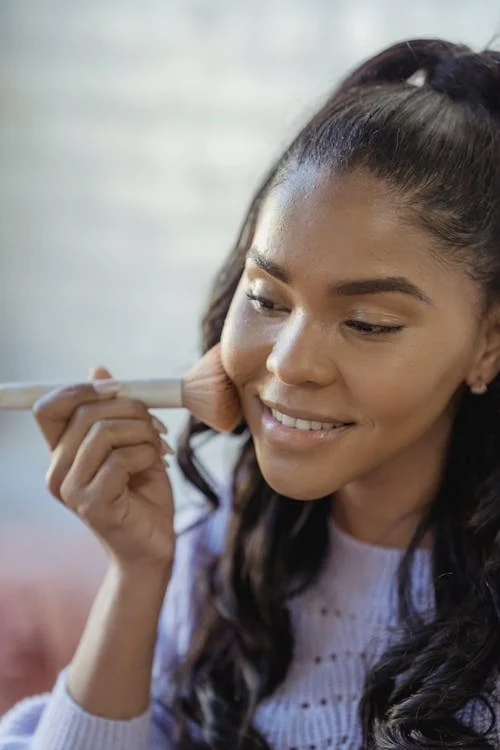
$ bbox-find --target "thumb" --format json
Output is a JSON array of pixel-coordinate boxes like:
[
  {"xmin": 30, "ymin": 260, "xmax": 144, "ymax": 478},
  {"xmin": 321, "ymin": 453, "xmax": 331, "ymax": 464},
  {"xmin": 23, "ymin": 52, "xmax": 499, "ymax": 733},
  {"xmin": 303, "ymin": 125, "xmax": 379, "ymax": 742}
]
[{"xmin": 88, "ymin": 366, "xmax": 114, "ymax": 381}]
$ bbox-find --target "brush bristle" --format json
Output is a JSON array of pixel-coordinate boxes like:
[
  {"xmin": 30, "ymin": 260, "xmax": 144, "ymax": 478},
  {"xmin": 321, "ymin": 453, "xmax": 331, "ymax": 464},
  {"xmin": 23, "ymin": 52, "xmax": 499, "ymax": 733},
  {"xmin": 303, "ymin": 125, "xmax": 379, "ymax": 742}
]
[{"xmin": 181, "ymin": 343, "xmax": 242, "ymax": 432}]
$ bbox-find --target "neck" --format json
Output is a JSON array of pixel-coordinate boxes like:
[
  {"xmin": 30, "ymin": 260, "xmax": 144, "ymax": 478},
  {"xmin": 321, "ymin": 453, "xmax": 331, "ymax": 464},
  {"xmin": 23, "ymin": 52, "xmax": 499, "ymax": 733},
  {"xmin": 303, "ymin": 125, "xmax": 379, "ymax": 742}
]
[
  {"xmin": 331, "ymin": 500, "xmax": 434, "ymax": 549},
  {"xmin": 331, "ymin": 414, "xmax": 454, "ymax": 550}
]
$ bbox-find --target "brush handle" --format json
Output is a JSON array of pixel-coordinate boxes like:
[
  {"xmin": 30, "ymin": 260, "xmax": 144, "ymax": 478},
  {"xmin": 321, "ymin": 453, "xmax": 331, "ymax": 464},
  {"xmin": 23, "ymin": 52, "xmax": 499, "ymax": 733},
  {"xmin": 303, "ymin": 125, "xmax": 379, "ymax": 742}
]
[{"xmin": 0, "ymin": 378, "xmax": 183, "ymax": 410}]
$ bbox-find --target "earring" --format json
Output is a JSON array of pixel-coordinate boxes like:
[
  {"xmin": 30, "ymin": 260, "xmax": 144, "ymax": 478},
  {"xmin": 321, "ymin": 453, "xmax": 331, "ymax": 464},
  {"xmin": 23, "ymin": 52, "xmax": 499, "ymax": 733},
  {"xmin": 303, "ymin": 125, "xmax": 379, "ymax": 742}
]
[{"xmin": 470, "ymin": 381, "xmax": 488, "ymax": 395}]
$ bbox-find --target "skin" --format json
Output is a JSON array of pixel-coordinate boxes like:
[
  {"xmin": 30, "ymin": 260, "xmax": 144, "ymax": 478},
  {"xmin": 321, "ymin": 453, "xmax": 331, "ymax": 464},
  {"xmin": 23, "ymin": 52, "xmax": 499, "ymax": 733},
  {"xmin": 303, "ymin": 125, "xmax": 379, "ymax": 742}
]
[
  {"xmin": 32, "ymin": 369, "xmax": 176, "ymax": 718},
  {"xmin": 220, "ymin": 165, "xmax": 500, "ymax": 549}
]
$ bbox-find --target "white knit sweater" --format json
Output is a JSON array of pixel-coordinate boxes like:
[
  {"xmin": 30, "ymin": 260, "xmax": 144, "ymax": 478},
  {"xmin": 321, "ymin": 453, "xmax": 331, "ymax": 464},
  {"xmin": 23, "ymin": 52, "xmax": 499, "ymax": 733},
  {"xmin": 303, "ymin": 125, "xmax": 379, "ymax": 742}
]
[
  {"xmin": 253, "ymin": 518, "xmax": 435, "ymax": 750},
  {"xmin": 0, "ymin": 507, "xmax": 498, "ymax": 750}
]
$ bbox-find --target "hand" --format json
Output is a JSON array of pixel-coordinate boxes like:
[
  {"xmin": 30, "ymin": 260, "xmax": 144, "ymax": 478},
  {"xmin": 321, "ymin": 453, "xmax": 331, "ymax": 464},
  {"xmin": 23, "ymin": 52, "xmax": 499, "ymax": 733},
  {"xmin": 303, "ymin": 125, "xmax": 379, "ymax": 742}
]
[{"xmin": 32, "ymin": 366, "xmax": 176, "ymax": 575}]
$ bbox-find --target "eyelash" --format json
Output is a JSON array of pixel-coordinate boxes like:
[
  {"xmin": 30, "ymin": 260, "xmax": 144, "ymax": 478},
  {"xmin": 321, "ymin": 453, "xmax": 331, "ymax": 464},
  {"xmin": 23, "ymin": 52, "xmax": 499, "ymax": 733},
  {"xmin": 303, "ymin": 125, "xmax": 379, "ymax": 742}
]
[{"xmin": 244, "ymin": 291, "xmax": 405, "ymax": 336}]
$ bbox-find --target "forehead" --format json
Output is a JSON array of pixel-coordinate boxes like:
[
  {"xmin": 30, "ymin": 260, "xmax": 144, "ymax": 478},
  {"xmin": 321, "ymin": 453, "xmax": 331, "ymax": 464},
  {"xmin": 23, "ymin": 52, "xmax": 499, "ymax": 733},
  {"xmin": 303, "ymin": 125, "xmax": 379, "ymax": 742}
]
[
  {"xmin": 253, "ymin": 166, "xmax": 439, "ymax": 279},
  {"xmin": 250, "ymin": 165, "xmax": 485, "ymax": 314}
]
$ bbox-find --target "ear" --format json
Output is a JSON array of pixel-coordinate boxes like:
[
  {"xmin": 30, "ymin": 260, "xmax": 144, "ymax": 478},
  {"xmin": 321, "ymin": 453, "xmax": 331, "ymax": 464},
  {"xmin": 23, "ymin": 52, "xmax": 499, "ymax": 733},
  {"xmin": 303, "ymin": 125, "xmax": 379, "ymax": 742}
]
[{"xmin": 466, "ymin": 304, "xmax": 500, "ymax": 389}]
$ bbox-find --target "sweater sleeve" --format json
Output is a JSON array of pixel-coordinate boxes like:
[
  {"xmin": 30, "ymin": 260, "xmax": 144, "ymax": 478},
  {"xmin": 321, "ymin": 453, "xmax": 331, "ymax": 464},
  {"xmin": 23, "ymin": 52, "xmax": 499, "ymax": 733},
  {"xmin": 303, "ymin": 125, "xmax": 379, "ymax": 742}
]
[
  {"xmin": 0, "ymin": 668, "xmax": 151, "ymax": 750},
  {"xmin": 0, "ymin": 478, "xmax": 229, "ymax": 750}
]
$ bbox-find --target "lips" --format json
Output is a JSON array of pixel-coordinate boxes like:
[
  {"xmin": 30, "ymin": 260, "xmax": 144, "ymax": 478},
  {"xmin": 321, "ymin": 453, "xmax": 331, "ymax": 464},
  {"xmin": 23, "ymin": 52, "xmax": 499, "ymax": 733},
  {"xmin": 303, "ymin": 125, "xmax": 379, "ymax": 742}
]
[
  {"xmin": 271, "ymin": 409, "xmax": 346, "ymax": 431},
  {"xmin": 259, "ymin": 401, "xmax": 355, "ymax": 450},
  {"xmin": 260, "ymin": 398, "xmax": 355, "ymax": 426}
]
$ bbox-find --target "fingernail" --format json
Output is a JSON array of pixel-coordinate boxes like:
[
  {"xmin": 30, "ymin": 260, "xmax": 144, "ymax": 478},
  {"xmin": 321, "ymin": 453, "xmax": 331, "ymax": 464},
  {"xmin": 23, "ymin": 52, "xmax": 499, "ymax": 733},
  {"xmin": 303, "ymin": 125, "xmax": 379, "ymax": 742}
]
[
  {"xmin": 160, "ymin": 438, "xmax": 175, "ymax": 456},
  {"xmin": 162, "ymin": 456, "xmax": 170, "ymax": 469},
  {"xmin": 152, "ymin": 416, "xmax": 168, "ymax": 434},
  {"xmin": 93, "ymin": 380, "xmax": 121, "ymax": 393}
]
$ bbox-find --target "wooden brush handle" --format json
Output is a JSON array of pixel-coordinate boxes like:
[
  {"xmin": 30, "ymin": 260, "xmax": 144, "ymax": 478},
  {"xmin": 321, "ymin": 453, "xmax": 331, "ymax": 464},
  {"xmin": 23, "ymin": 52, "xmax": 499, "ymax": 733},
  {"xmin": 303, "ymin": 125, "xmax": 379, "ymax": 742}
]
[{"xmin": 0, "ymin": 378, "xmax": 183, "ymax": 410}]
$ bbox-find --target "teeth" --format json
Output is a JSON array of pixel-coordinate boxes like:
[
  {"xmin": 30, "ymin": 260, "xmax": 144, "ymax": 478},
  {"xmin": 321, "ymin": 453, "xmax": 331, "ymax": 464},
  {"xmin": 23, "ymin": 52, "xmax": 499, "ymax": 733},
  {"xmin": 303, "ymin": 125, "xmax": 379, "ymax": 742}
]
[{"xmin": 271, "ymin": 408, "xmax": 343, "ymax": 431}]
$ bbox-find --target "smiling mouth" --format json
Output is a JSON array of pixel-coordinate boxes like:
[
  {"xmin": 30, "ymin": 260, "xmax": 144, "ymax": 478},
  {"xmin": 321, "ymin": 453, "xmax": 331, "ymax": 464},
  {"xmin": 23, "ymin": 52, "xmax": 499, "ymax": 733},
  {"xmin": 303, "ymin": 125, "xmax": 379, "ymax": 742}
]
[
  {"xmin": 260, "ymin": 398, "xmax": 356, "ymax": 430},
  {"xmin": 259, "ymin": 401, "xmax": 356, "ymax": 445},
  {"xmin": 269, "ymin": 407, "xmax": 354, "ymax": 431}
]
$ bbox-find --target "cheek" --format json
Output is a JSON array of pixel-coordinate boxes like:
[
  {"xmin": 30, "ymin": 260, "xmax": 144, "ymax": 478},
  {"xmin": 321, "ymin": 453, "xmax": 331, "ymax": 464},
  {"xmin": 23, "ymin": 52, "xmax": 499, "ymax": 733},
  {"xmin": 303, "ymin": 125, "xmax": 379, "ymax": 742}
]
[
  {"xmin": 220, "ymin": 285, "xmax": 269, "ymax": 387},
  {"xmin": 345, "ymin": 333, "xmax": 471, "ymax": 425}
]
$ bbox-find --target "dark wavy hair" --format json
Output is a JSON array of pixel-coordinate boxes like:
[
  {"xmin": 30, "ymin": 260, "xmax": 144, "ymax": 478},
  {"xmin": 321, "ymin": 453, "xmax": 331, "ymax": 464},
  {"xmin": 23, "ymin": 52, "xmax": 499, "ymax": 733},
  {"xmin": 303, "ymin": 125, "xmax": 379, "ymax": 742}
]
[{"xmin": 165, "ymin": 39, "xmax": 500, "ymax": 749}]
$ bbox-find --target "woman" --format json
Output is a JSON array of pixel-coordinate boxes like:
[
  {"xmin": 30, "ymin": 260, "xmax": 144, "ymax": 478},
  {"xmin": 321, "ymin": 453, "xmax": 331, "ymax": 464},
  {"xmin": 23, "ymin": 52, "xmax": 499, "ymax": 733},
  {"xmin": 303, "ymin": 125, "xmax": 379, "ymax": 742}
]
[{"xmin": 1, "ymin": 37, "xmax": 500, "ymax": 749}]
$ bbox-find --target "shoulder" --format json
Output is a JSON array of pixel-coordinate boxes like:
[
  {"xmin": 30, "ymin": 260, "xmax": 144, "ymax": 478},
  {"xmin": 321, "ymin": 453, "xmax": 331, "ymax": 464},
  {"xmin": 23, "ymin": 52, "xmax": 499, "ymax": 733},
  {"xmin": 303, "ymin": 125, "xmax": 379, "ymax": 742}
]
[
  {"xmin": 171, "ymin": 469, "xmax": 232, "ymax": 584},
  {"xmin": 152, "ymin": 471, "xmax": 232, "ymax": 691},
  {"xmin": 172, "ymin": 470, "xmax": 232, "ymax": 556}
]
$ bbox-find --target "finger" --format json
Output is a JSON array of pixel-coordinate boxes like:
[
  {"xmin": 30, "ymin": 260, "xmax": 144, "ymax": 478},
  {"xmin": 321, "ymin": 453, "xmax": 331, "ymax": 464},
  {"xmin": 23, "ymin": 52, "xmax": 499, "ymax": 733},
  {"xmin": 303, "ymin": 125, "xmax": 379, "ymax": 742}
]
[
  {"xmin": 47, "ymin": 412, "xmax": 171, "ymax": 500},
  {"xmin": 33, "ymin": 383, "xmax": 121, "ymax": 451},
  {"xmin": 46, "ymin": 398, "xmax": 170, "ymax": 499},
  {"xmin": 62, "ymin": 443, "xmax": 159, "ymax": 520},
  {"xmin": 67, "ymin": 418, "xmax": 169, "ymax": 488}
]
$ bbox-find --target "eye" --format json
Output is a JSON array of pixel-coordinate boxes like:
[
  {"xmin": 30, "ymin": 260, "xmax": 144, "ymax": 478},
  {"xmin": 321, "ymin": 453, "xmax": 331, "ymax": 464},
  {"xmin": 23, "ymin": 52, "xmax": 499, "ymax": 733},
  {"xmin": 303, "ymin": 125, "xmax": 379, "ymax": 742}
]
[
  {"xmin": 245, "ymin": 291, "xmax": 284, "ymax": 313},
  {"xmin": 345, "ymin": 320, "xmax": 405, "ymax": 336}
]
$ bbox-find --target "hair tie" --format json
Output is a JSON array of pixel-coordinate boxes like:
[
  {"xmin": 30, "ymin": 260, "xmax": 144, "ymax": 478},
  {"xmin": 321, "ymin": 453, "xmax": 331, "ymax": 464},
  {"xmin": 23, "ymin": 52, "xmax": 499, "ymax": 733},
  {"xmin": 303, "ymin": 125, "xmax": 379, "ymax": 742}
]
[
  {"xmin": 428, "ymin": 52, "xmax": 500, "ymax": 113},
  {"xmin": 337, "ymin": 39, "xmax": 500, "ymax": 119}
]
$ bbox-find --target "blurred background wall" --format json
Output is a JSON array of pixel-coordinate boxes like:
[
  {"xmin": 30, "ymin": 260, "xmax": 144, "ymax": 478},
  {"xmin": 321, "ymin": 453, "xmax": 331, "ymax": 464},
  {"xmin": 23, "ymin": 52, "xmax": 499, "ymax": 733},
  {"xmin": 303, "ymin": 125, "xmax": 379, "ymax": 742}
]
[{"xmin": 0, "ymin": 0, "xmax": 499, "ymax": 532}]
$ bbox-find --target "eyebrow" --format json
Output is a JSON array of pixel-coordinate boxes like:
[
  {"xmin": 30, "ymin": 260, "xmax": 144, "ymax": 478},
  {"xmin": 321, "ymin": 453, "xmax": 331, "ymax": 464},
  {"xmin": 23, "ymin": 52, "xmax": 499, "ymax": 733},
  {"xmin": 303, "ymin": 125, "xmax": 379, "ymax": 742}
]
[{"xmin": 247, "ymin": 247, "xmax": 433, "ymax": 305}]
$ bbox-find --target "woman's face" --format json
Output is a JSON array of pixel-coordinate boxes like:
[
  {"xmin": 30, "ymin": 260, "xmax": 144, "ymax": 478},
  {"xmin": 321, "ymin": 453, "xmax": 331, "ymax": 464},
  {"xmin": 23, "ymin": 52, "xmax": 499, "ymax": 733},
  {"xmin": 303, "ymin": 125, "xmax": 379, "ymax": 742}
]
[{"xmin": 220, "ymin": 165, "xmax": 489, "ymax": 501}]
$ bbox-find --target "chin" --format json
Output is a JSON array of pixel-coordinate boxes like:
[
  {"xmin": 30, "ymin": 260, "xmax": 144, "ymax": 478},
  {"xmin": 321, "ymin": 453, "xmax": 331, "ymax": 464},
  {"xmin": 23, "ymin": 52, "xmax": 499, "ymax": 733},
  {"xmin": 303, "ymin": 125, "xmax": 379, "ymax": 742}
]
[{"xmin": 258, "ymin": 463, "xmax": 335, "ymax": 501}]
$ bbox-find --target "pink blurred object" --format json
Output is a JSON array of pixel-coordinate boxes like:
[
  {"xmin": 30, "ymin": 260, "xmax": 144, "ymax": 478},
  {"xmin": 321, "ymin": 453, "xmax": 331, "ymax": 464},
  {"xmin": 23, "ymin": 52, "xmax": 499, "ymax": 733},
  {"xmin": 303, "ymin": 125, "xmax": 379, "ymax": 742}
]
[{"xmin": 0, "ymin": 523, "xmax": 107, "ymax": 715}]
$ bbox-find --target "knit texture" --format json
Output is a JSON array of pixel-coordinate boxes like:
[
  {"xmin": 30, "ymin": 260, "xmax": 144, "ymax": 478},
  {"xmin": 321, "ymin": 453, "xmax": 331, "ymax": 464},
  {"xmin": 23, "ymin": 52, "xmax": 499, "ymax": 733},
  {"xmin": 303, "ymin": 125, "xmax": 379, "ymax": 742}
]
[
  {"xmin": 0, "ymin": 496, "xmax": 499, "ymax": 750},
  {"xmin": 253, "ymin": 518, "xmax": 434, "ymax": 750}
]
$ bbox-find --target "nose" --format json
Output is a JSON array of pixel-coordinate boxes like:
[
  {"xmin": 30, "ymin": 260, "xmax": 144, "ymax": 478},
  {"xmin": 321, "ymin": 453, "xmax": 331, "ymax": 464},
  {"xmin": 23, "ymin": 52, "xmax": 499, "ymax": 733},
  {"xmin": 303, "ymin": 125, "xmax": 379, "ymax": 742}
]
[{"xmin": 266, "ymin": 315, "xmax": 337, "ymax": 387}]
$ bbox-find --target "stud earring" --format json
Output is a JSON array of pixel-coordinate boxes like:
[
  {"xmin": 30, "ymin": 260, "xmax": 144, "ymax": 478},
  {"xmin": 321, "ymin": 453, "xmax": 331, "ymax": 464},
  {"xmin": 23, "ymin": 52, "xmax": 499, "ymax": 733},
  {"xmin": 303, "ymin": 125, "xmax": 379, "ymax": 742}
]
[{"xmin": 470, "ymin": 381, "xmax": 488, "ymax": 395}]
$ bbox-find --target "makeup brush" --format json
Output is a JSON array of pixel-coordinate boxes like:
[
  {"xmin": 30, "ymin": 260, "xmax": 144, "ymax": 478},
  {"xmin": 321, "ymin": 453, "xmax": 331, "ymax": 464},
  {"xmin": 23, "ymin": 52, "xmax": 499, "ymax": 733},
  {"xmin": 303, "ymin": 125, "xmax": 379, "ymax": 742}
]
[{"xmin": 0, "ymin": 343, "xmax": 243, "ymax": 433}]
